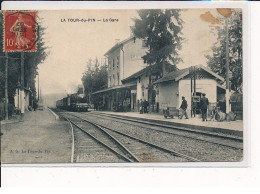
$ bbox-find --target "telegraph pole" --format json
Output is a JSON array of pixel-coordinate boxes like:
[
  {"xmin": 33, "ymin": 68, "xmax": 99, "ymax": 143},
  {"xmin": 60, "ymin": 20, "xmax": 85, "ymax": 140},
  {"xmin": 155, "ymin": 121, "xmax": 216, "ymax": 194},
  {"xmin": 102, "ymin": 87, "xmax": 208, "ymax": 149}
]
[
  {"xmin": 190, "ymin": 67, "xmax": 193, "ymax": 117},
  {"xmin": 0, "ymin": 54, "xmax": 21, "ymax": 120},
  {"xmin": 20, "ymin": 52, "xmax": 25, "ymax": 118},
  {"xmin": 5, "ymin": 52, "xmax": 9, "ymax": 120},
  {"xmin": 201, "ymin": 8, "xmax": 232, "ymax": 120},
  {"xmin": 193, "ymin": 66, "xmax": 196, "ymax": 117},
  {"xmin": 215, "ymin": 8, "xmax": 232, "ymax": 120},
  {"xmin": 38, "ymin": 73, "xmax": 40, "ymax": 101},
  {"xmin": 193, "ymin": 66, "xmax": 196, "ymax": 96},
  {"xmin": 225, "ymin": 17, "xmax": 231, "ymax": 120}
]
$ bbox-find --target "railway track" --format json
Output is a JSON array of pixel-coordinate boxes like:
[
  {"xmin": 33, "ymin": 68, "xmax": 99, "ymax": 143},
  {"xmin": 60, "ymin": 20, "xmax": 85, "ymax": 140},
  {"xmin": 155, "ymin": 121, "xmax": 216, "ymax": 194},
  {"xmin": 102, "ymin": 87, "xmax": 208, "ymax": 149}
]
[
  {"xmin": 57, "ymin": 110, "xmax": 200, "ymax": 162},
  {"xmin": 79, "ymin": 111, "xmax": 243, "ymax": 150},
  {"xmin": 60, "ymin": 113, "xmax": 137, "ymax": 163}
]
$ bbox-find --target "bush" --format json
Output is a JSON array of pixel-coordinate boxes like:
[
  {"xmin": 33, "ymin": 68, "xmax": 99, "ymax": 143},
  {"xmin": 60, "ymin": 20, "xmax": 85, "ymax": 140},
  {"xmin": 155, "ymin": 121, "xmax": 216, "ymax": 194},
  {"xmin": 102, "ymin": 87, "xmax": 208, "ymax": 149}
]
[
  {"xmin": 0, "ymin": 102, "xmax": 15, "ymax": 120},
  {"xmin": 8, "ymin": 103, "xmax": 14, "ymax": 116},
  {"xmin": 0, "ymin": 102, "xmax": 4, "ymax": 120}
]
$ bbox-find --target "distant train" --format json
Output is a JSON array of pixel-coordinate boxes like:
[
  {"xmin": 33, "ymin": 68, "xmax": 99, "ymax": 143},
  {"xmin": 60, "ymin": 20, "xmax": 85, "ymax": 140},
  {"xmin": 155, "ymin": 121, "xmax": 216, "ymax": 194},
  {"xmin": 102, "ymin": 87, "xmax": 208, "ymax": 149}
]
[{"xmin": 56, "ymin": 85, "xmax": 89, "ymax": 112}]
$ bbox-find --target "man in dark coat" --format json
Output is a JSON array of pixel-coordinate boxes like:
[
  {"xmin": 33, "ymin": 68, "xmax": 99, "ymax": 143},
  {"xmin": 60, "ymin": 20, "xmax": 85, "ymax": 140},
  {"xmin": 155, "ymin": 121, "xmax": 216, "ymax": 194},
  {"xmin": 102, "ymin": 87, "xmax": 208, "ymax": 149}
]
[
  {"xmin": 144, "ymin": 100, "xmax": 149, "ymax": 113},
  {"xmin": 33, "ymin": 100, "xmax": 37, "ymax": 111},
  {"xmin": 200, "ymin": 93, "xmax": 209, "ymax": 121},
  {"xmin": 179, "ymin": 96, "xmax": 188, "ymax": 119},
  {"xmin": 140, "ymin": 99, "xmax": 143, "ymax": 114}
]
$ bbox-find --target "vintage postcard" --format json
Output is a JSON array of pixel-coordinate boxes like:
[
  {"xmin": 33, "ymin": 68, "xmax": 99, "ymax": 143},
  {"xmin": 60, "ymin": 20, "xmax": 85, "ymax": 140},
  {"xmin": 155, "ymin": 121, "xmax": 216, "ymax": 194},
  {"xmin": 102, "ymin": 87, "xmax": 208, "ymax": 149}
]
[{"xmin": 0, "ymin": 7, "xmax": 246, "ymax": 165}]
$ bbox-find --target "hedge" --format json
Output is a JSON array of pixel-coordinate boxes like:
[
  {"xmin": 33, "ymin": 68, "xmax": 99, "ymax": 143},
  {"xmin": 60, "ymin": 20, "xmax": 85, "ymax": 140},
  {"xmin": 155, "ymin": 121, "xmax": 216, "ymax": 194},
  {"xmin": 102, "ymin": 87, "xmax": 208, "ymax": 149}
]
[{"xmin": 0, "ymin": 102, "xmax": 15, "ymax": 120}]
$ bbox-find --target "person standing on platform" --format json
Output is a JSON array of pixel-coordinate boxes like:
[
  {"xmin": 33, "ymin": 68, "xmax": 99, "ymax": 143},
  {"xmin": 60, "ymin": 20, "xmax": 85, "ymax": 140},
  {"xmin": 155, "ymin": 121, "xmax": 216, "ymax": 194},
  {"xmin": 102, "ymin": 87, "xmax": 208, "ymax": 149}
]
[
  {"xmin": 33, "ymin": 100, "xmax": 37, "ymax": 111},
  {"xmin": 200, "ymin": 93, "xmax": 209, "ymax": 121},
  {"xmin": 191, "ymin": 102, "xmax": 197, "ymax": 118},
  {"xmin": 179, "ymin": 96, "xmax": 188, "ymax": 119},
  {"xmin": 144, "ymin": 100, "xmax": 148, "ymax": 113},
  {"xmin": 140, "ymin": 99, "xmax": 143, "ymax": 114}
]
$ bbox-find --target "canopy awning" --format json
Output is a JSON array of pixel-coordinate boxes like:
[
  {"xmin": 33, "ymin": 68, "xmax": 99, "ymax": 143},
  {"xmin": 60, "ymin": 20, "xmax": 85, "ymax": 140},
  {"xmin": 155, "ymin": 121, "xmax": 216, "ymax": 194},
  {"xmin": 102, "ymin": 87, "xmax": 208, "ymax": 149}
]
[{"xmin": 92, "ymin": 83, "xmax": 136, "ymax": 95}]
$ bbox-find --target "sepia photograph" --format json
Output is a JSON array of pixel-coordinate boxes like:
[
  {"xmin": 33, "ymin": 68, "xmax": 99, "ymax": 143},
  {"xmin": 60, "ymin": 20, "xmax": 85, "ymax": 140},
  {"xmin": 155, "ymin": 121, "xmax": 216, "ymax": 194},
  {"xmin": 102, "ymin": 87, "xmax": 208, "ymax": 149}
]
[{"xmin": 0, "ymin": 8, "xmax": 244, "ymax": 164}]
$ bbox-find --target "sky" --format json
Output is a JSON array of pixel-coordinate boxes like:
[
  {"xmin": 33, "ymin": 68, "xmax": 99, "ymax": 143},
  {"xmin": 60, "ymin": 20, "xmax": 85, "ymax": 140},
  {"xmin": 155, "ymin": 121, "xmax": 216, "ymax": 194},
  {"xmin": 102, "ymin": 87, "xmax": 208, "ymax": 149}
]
[{"xmin": 37, "ymin": 9, "xmax": 222, "ymax": 96}]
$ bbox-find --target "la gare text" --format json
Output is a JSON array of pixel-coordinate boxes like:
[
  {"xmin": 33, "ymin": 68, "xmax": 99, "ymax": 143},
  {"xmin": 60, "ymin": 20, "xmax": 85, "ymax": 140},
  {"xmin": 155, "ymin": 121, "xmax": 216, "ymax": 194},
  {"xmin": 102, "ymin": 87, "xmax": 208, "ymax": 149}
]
[{"xmin": 61, "ymin": 18, "xmax": 119, "ymax": 23}]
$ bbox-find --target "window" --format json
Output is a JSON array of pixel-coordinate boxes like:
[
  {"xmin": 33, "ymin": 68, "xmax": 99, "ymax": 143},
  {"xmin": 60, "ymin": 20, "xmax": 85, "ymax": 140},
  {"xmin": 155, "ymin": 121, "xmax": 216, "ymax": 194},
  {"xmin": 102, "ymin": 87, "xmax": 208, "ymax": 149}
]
[
  {"xmin": 108, "ymin": 60, "xmax": 111, "ymax": 70},
  {"xmin": 117, "ymin": 73, "xmax": 120, "ymax": 85},
  {"xmin": 116, "ymin": 56, "xmax": 119, "ymax": 68},
  {"xmin": 113, "ymin": 59, "xmax": 115, "ymax": 69},
  {"xmin": 109, "ymin": 76, "xmax": 111, "ymax": 87},
  {"xmin": 113, "ymin": 74, "xmax": 115, "ymax": 86},
  {"xmin": 142, "ymin": 85, "xmax": 145, "ymax": 98},
  {"xmin": 142, "ymin": 39, "xmax": 148, "ymax": 47},
  {"xmin": 131, "ymin": 54, "xmax": 142, "ymax": 61}
]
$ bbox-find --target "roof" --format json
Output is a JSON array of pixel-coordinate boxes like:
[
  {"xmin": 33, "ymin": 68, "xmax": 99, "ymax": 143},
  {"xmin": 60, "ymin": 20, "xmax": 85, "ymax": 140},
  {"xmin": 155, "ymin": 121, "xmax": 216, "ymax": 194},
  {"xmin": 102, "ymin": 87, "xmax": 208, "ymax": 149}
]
[
  {"xmin": 122, "ymin": 64, "xmax": 179, "ymax": 83},
  {"xmin": 91, "ymin": 83, "xmax": 136, "ymax": 95},
  {"xmin": 217, "ymin": 82, "xmax": 226, "ymax": 90},
  {"xmin": 153, "ymin": 67, "xmax": 190, "ymax": 84},
  {"xmin": 121, "ymin": 66, "xmax": 150, "ymax": 83},
  {"xmin": 153, "ymin": 65, "xmax": 224, "ymax": 84},
  {"xmin": 104, "ymin": 36, "xmax": 135, "ymax": 56}
]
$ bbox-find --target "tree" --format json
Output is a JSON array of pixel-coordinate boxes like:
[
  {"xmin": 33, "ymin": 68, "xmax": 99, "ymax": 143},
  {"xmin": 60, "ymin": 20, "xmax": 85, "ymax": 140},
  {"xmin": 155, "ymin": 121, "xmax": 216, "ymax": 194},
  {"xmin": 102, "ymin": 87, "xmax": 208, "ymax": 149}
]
[
  {"xmin": 206, "ymin": 10, "xmax": 242, "ymax": 93},
  {"xmin": 131, "ymin": 9, "xmax": 183, "ymax": 77},
  {"xmin": 81, "ymin": 58, "xmax": 108, "ymax": 104}
]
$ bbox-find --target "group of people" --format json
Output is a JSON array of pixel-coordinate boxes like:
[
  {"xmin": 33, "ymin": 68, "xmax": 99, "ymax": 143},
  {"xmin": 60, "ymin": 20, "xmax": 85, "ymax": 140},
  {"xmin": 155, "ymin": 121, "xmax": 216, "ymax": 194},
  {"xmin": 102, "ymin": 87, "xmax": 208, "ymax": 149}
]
[
  {"xmin": 139, "ymin": 99, "xmax": 149, "ymax": 114},
  {"xmin": 179, "ymin": 93, "xmax": 209, "ymax": 122},
  {"xmin": 138, "ymin": 93, "xmax": 212, "ymax": 122}
]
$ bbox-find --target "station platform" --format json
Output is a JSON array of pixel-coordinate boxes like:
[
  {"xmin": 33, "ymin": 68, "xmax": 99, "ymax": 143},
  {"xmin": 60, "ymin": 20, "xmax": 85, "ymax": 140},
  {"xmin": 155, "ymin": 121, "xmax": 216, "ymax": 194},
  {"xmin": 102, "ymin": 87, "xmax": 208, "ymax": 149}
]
[
  {"xmin": 96, "ymin": 111, "xmax": 243, "ymax": 137},
  {"xmin": 0, "ymin": 115, "xmax": 23, "ymax": 125},
  {"xmin": 0, "ymin": 108, "xmax": 72, "ymax": 164}
]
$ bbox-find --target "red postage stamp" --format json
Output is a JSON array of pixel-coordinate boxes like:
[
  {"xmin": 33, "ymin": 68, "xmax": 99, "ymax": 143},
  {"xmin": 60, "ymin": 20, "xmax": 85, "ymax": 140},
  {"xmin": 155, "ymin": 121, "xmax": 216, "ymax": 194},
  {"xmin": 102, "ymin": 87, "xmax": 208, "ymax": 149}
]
[{"xmin": 3, "ymin": 11, "xmax": 37, "ymax": 52}]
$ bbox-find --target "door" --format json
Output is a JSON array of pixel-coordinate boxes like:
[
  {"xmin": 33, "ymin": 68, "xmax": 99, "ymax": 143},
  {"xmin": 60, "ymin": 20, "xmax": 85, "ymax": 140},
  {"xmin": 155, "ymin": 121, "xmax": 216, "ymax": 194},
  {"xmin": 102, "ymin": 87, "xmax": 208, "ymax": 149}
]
[{"xmin": 132, "ymin": 93, "xmax": 136, "ymax": 111}]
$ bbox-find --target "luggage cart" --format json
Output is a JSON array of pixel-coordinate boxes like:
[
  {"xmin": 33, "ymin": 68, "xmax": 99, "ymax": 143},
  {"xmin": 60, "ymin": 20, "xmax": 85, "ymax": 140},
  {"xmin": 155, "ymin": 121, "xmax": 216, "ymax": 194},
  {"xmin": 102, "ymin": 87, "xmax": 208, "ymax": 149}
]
[
  {"xmin": 162, "ymin": 104, "xmax": 178, "ymax": 119},
  {"xmin": 163, "ymin": 107, "xmax": 174, "ymax": 119}
]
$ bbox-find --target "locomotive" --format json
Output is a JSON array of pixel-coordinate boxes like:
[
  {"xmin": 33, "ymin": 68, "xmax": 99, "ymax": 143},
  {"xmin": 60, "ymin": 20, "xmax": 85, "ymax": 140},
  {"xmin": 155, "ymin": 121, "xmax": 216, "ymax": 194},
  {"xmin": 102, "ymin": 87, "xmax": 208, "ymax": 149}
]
[{"xmin": 56, "ymin": 85, "xmax": 89, "ymax": 112}]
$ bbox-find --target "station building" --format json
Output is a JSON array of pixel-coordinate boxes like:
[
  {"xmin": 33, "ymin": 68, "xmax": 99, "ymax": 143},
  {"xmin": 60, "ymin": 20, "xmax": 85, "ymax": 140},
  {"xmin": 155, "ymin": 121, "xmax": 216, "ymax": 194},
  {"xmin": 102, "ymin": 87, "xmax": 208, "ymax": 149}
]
[
  {"xmin": 153, "ymin": 65, "xmax": 226, "ymax": 115},
  {"xmin": 92, "ymin": 36, "xmax": 226, "ymax": 115},
  {"xmin": 91, "ymin": 36, "xmax": 149, "ymax": 111},
  {"xmin": 121, "ymin": 64, "xmax": 225, "ymax": 114},
  {"xmin": 121, "ymin": 65, "xmax": 159, "ymax": 112}
]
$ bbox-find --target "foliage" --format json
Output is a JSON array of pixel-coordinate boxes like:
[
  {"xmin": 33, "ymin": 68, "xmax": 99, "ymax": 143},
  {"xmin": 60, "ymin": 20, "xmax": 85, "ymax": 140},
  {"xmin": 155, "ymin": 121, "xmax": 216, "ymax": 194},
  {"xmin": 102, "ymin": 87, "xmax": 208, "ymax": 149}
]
[
  {"xmin": 131, "ymin": 9, "xmax": 183, "ymax": 77},
  {"xmin": 81, "ymin": 58, "xmax": 108, "ymax": 103},
  {"xmin": 206, "ymin": 10, "xmax": 242, "ymax": 93},
  {"xmin": 0, "ymin": 13, "xmax": 48, "ymax": 104},
  {"xmin": 0, "ymin": 102, "xmax": 15, "ymax": 120}
]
